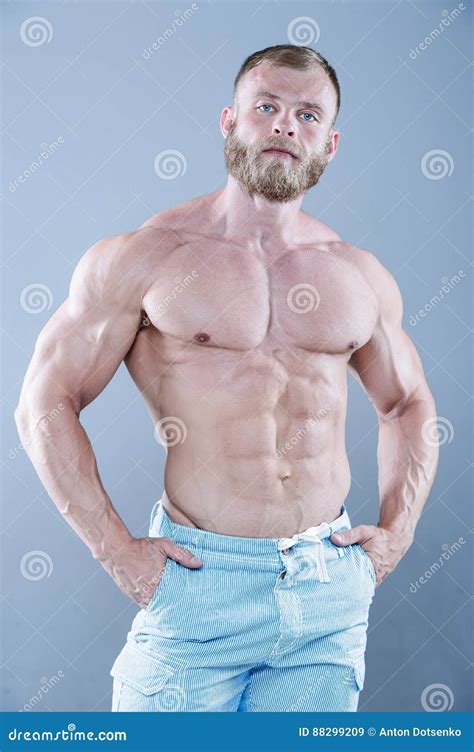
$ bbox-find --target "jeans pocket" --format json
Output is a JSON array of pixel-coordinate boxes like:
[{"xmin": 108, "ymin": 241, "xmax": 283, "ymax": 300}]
[
  {"xmin": 144, "ymin": 555, "xmax": 172, "ymax": 613},
  {"xmin": 356, "ymin": 544, "xmax": 377, "ymax": 585}
]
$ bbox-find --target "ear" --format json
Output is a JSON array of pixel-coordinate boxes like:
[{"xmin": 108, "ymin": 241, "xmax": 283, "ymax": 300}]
[
  {"xmin": 220, "ymin": 106, "xmax": 235, "ymax": 139},
  {"xmin": 326, "ymin": 129, "xmax": 340, "ymax": 162}
]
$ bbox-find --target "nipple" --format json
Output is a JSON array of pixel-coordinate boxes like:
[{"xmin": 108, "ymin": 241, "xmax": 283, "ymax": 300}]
[
  {"xmin": 347, "ymin": 340, "xmax": 358, "ymax": 350},
  {"xmin": 194, "ymin": 331, "xmax": 210, "ymax": 343}
]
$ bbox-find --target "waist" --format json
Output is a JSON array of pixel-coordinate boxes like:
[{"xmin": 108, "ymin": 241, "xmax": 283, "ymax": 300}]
[{"xmin": 149, "ymin": 491, "xmax": 352, "ymax": 558}]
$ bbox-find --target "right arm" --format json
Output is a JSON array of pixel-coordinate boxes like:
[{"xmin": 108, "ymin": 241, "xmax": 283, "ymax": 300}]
[{"xmin": 14, "ymin": 232, "xmax": 201, "ymax": 607}]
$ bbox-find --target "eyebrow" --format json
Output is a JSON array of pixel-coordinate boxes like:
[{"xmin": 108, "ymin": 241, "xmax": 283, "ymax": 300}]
[{"xmin": 254, "ymin": 90, "xmax": 325, "ymax": 115}]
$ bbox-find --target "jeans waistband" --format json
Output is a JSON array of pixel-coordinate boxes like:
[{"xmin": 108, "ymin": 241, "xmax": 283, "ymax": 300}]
[{"xmin": 149, "ymin": 491, "xmax": 352, "ymax": 558}]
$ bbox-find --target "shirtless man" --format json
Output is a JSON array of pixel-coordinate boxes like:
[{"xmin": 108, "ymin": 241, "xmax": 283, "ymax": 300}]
[{"xmin": 15, "ymin": 45, "xmax": 439, "ymax": 712}]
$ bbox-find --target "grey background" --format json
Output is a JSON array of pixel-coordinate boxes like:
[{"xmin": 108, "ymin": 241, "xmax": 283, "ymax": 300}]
[{"xmin": 1, "ymin": 0, "xmax": 472, "ymax": 713}]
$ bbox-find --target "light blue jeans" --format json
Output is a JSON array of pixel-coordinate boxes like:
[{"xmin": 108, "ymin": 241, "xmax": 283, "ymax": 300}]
[{"xmin": 110, "ymin": 496, "xmax": 376, "ymax": 712}]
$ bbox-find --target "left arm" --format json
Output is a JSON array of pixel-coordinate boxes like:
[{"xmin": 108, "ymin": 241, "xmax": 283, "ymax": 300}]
[{"xmin": 331, "ymin": 252, "xmax": 439, "ymax": 585}]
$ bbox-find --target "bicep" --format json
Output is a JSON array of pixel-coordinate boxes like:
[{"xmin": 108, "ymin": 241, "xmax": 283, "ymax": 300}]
[
  {"xmin": 18, "ymin": 237, "xmax": 143, "ymax": 415},
  {"xmin": 348, "ymin": 324, "xmax": 427, "ymax": 418},
  {"xmin": 348, "ymin": 254, "xmax": 429, "ymax": 419}
]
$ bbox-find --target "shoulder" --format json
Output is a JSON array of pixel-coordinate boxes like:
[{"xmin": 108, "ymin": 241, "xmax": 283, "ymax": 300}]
[
  {"xmin": 336, "ymin": 242, "xmax": 403, "ymax": 322},
  {"xmin": 70, "ymin": 228, "xmax": 178, "ymax": 306}
]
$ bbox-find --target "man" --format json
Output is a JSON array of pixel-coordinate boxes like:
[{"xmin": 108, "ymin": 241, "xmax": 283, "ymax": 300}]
[{"xmin": 15, "ymin": 45, "xmax": 439, "ymax": 712}]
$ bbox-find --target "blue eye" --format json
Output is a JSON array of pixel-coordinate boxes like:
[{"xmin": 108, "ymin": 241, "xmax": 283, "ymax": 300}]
[
  {"xmin": 258, "ymin": 104, "xmax": 274, "ymax": 112},
  {"xmin": 301, "ymin": 112, "xmax": 316, "ymax": 122}
]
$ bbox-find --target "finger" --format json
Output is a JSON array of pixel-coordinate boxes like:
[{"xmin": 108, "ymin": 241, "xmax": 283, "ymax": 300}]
[
  {"xmin": 330, "ymin": 525, "xmax": 366, "ymax": 546},
  {"xmin": 159, "ymin": 538, "xmax": 203, "ymax": 568}
]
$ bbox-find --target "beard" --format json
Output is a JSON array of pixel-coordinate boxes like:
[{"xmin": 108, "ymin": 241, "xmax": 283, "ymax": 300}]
[{"xmin": 224, "ymin": 124, "xmax": 331, "ymax": 203}]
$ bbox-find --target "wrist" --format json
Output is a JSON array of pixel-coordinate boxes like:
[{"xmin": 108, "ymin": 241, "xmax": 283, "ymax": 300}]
[{"xmin": 89, "ymin": 508, "xmax": 134, "ymax": 564}]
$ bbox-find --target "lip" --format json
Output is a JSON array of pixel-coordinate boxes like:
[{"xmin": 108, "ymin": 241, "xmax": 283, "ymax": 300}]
[{"xmin": 262, "ymin": 148, "xmax": 298, "ymax": 159}]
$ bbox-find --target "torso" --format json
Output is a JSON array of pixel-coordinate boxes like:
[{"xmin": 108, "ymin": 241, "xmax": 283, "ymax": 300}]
[{"xmin": 124, "ymin": 193, "xmax": 379, "ymax": 537}]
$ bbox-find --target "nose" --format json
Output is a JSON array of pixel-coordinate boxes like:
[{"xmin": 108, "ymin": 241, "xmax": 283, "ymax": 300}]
[{"xmin": 272, "ymin": 123, "xmax": 295, "ymax": 138}]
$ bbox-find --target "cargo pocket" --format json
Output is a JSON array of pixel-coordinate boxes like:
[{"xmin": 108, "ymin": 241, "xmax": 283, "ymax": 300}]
[
  {"xmin": 352, "ymin": 657, "xmax": 366, "ymax": 692},
  {"xmin": 110, "ymin": 641, "xmax": 178, "ymax": 706}
]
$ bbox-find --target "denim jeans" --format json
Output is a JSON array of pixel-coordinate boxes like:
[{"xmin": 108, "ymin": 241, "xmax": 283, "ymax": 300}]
[{"xmin": 110, "ymin": 496, "xmax": 376, "ymax": 712}]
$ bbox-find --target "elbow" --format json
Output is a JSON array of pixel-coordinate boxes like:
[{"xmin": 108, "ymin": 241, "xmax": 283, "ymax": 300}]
[{"xmin": 377, "ymin": 383, "xmax": 436, "ymax": 423}]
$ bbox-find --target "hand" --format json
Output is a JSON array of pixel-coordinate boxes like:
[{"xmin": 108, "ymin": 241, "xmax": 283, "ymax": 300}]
[
  {"xmin": 330, "ymin": 524, "xmax": 411, "ymax": 586},
  {"xmin": 101, "ymin": 536, "xmax": 203, "ymax": 609}
]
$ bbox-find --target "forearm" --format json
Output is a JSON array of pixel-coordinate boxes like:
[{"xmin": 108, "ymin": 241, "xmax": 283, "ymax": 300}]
[
  {"xmin": 376, "ymin": 394, "xmax": 439, "ymax": 546},
  {"xmin": 14, "ymin": 398, "xmax": 133, "ymax": 563}
]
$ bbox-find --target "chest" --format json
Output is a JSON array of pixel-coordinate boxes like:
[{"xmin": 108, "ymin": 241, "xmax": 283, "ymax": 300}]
[{"xmin": 142, "ymin": 243, "xmax": 378, "ymax": 355}]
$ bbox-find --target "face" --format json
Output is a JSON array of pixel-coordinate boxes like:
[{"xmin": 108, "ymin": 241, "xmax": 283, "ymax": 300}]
[{"xmin": 223, "ymin": 63, "xmax": 339, "ymax": 203}]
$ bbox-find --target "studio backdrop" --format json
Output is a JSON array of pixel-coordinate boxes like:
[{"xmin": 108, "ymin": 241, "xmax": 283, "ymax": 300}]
[{"xmin": 1, "ymin": 0, "xmax": 472, "ymax": 713}]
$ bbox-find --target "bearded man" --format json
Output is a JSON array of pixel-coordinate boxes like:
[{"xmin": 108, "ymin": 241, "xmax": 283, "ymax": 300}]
[{"xmin": 15, "ymin": 44, "xmax": 439, "ymax": 712}]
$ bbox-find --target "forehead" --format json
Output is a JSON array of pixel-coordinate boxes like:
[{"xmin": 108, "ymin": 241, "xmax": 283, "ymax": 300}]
[{"xmin": 238, "ymin": 62, "xmax": 337, "ymax": 111}]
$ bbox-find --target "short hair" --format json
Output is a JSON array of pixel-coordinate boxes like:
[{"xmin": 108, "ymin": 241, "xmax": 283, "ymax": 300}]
[{"xmin": 233, "ymin": 44, "xmax": 341, "ymax": 126}]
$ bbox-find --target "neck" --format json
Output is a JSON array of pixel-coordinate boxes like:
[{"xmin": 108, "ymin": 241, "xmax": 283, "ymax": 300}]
[{"xmin": 211, "ymin": 175, "xmax": 305, "ymax": 249}]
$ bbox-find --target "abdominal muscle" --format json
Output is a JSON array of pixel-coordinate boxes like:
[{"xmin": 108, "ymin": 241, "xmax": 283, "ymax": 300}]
[{"xmin": 153, "ymin": 358, "xmax": 352, "ymax": 538}]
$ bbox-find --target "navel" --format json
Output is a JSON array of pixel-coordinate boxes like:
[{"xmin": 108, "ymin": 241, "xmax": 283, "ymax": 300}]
[{"xmin": 194, "ymin": 331, "xmax": 210, "ymax": 344}]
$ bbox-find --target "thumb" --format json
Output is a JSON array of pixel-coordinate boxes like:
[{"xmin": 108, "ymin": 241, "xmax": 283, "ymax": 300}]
[
  {"xmin": 162, "ymin": 540, "xmax": 203, "ymax": 568},
  {"xmin": 331, "ymin": 526, "xmax": 364, "ymax": 547}
]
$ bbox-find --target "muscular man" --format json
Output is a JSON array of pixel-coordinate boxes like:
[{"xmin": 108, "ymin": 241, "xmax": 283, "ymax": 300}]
[{"xmin": 15, "ymin": 45, "xmax": 439, "ymax": 712}]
